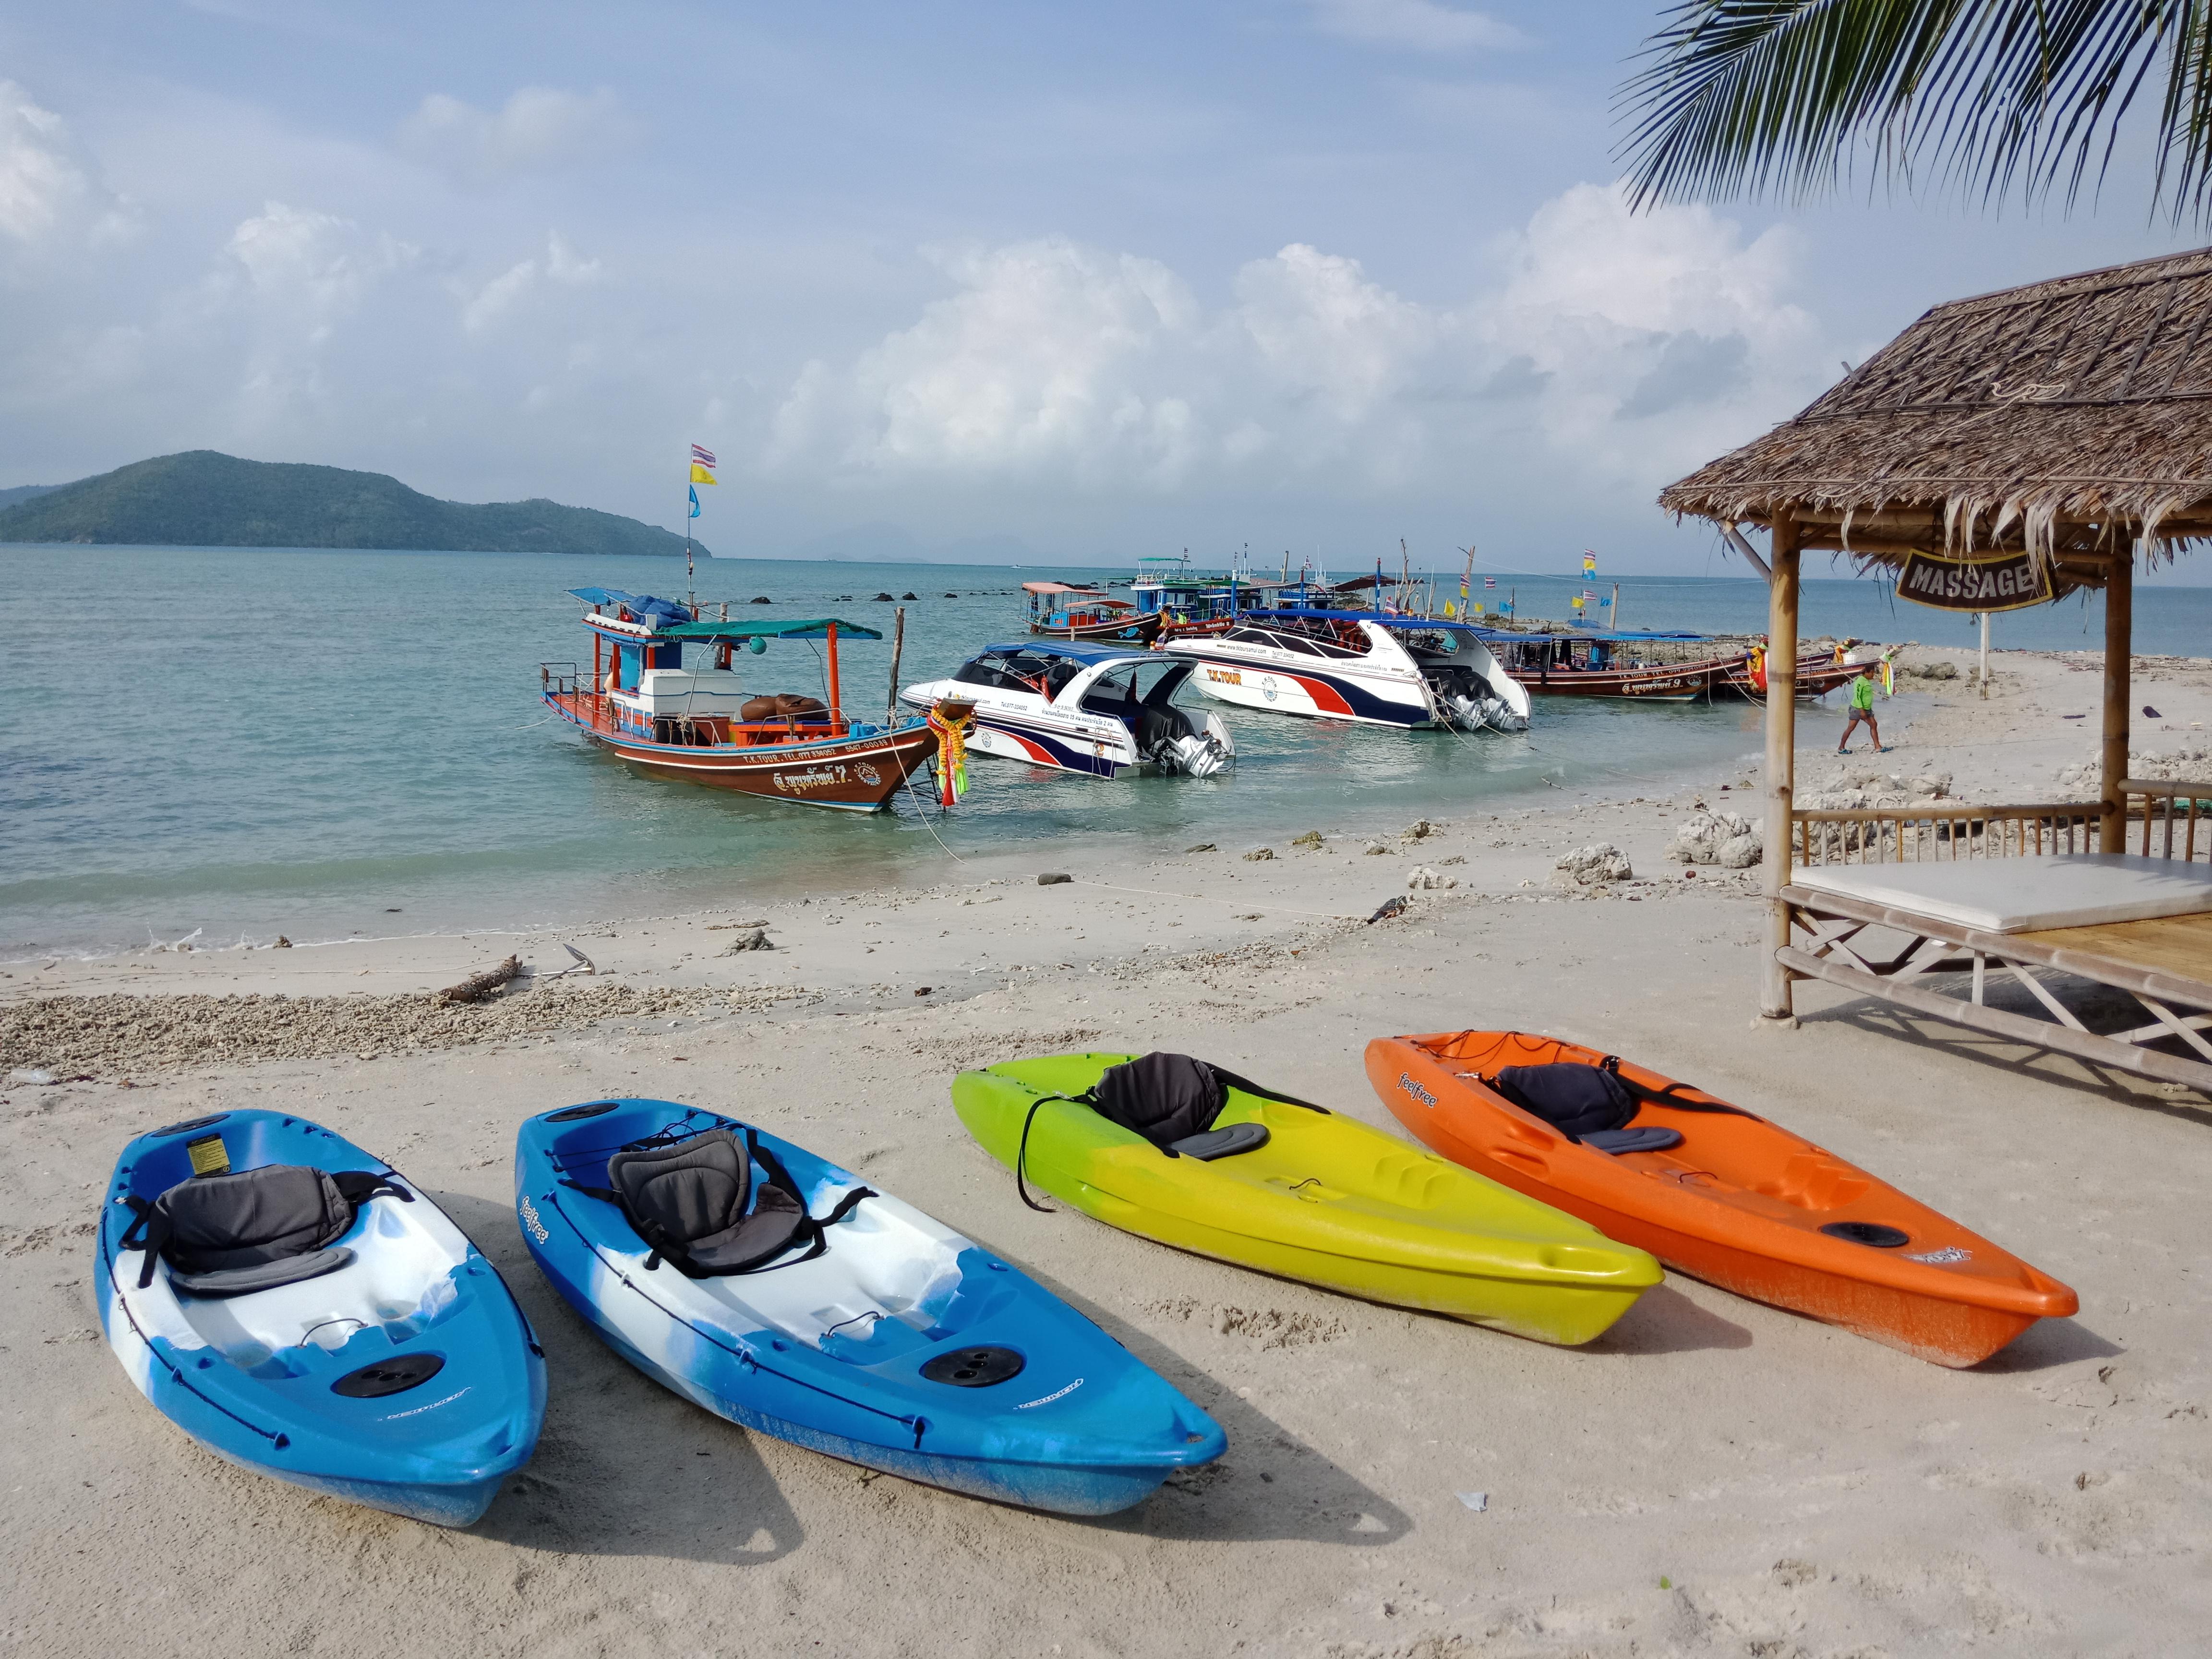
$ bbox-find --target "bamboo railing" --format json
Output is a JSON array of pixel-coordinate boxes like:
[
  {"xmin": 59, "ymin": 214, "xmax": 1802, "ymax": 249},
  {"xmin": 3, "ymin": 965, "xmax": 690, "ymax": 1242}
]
[
  {"xmin": 1793, "ymin": 802, "xmax": 2108, "ymax": 866},
  {"xmin": 1794, "ymin": 781, "xmax": 2212, "ymax": 866},
  {"xmin": 2122, "ymin": 777, "xmax": 2212, "ymax": 862}
]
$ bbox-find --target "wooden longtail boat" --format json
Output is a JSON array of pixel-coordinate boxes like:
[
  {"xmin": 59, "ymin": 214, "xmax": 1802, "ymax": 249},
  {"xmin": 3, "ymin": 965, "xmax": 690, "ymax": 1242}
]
[
  {"xmin": 1488, "ymin": 630, "xmax": 1749, "ymax": 701},
  {"xmin": 1023, "ymin": 582, "xmax": 1162, "ymax": 645},
  {"xmin": 541, "ymin": 588, "xmax": 937, "ymax": 812},
  {"xmin": 1727, "ymin": 652, "xmax": 1863, "ymax": 700}
]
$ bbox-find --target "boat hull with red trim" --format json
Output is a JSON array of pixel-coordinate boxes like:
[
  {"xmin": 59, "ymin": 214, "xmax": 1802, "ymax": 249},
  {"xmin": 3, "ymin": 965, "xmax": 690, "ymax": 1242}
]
[
  {"xmin": 1727, "ymin": 657, "xmax": 1863, "ymax": 700},
  {"xmin": 1028, "ymin": 613, "xmax": 1163, "ymax": 645},
  {"xmin": 1504, "ymin": 654, "xmax": 1745, "ymax": 701},
  {"xmin": 546, "ymin": 687, "xmax": 935, "ymax": 811}
]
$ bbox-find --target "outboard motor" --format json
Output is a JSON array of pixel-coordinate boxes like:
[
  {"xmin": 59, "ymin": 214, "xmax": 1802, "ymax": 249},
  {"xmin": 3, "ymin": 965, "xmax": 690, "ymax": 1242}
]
[{"xmin": 1137, "ymin": 705, "xmax": 1235, "ymax": 777}]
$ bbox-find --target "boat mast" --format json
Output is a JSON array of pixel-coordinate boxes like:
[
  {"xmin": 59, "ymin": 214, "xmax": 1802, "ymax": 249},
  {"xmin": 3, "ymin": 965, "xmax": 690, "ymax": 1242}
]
[{"xmin": 826, "ymin": 622, "xmax": 843, "ymax": 728}]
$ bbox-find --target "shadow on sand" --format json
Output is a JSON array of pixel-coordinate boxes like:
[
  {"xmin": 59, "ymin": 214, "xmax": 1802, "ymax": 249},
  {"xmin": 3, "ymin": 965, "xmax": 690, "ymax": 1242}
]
[
  {"xmin": 1586, "ymin": 1282, "xmax": 1754, "ymax": 1355},
  {"xmin": 438, "ymin": 1188, "xmax": 806, "ymax": 1566},
  {"xmin": 1802, "ymin": 987, "xmax": 2212, "ymax": 1125}
]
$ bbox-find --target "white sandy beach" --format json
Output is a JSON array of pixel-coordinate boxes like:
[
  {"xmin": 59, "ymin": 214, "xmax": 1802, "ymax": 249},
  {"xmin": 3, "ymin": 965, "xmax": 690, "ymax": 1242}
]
[{"xmin": 6, "ymin": 646, "xmax": 2212, "ymax": 1658}]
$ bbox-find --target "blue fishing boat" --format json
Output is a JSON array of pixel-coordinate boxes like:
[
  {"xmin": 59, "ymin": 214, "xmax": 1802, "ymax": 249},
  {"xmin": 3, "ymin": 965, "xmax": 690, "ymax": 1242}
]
[
  {"xmin": 515, "ymin": 1099, "xmax": 1226, "ymax": 1515},
  {"xmin": 95, "ymin": 1110, "xmax": 547, "ymax": 1527}
]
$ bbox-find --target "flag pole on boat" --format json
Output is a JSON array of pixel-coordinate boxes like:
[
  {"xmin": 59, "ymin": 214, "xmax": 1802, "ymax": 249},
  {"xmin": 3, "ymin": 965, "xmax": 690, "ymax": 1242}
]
[{"xmin": 686, "ymin": 443, "xmax": 719, "ymax": 613}]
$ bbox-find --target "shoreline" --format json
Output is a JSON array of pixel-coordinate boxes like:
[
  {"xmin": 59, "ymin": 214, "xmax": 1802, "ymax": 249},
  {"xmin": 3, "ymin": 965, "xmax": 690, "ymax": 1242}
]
[{"xmin": 6, "ymin": 643, "xmax": 2212, "ymax": 1656}]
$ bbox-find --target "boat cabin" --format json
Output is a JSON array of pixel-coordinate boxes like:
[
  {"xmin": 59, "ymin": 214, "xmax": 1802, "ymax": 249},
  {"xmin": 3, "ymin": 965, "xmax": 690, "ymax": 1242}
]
[{"xmin": 553, "ymin": 587, "xmax": 877, "ymax": 748}]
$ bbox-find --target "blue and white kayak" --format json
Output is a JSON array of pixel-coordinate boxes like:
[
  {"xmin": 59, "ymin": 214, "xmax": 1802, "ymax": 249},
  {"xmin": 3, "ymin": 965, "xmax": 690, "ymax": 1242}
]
[
  {"xmin": 515, "ymin": 1099, "xmax": 1226, "ymax": 1515},
  {"xmin": 95, "ymin": 1110, "xmax": 547, "ymax": 1527}
]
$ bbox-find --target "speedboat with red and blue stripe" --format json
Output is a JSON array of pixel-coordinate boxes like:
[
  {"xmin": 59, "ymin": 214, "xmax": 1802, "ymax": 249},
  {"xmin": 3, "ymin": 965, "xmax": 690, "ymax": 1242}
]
[
  {"xmin": 1161, "ymin": 607, "xmax": 1530, "ymax": 733},
  {"xmin": 899, "ymin": 641, "xmax": 1232, "ymax": 779}
]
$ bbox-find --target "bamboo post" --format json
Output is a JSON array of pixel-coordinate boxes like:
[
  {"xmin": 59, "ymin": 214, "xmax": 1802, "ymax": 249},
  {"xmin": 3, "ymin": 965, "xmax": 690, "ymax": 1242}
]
[
  {"xmin": 1978, "ymin": 610, "xmax": 1990, "ymax": 699},
  {"xmin": 826, "ymin": 622, "xmax": 843, "ymax": 729},
  {"xmin": 1762, "ymin": 511, "xmax": 1801, "ymax": 1022},
  {"xmin": 886, "ymin": 606, "xmax": 906, "ymax": 721},
  {"xmin": 2100, "ymin": 545, "xmax": 2134, "ymax": 853}
]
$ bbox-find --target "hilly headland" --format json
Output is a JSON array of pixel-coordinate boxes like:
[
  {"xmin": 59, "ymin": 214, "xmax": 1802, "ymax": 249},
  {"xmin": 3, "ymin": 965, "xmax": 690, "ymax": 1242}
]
[{"xmin": 0, "ymin": 450, "xmax": 703, "ymax": 556}]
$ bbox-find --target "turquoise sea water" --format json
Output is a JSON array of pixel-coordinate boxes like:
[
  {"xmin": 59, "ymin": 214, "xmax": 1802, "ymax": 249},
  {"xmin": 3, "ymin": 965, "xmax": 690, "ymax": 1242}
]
[{"xmin": 3, "ymin": 545, "xmax": 2204, "ymax": 956}]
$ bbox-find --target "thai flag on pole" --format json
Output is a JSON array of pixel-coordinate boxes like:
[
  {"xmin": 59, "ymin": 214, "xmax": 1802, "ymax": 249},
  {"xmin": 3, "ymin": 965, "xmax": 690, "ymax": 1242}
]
[
  {"xmin": 1484, "ymin": 576, "xmax": 1496, "ymax": 589},
  {"xmin": 691, "ymin": 443, "xmax": 717, "ymax": 468}
]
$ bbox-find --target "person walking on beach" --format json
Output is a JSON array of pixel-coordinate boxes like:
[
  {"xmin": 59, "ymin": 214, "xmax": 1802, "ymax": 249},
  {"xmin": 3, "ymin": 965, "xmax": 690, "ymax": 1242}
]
[{"xmin": 1838, "ymin": 659, "xmax": 1887, "ymax": 754}]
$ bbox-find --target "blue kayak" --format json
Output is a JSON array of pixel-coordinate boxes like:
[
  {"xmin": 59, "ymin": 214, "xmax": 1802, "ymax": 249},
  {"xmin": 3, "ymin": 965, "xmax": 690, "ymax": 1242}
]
[
  {"xmin": 515, "ymin": 1098, "xmax": 1225, "ymax": 1515},
  {"xmin": 95, "ymin": 1110, "xmax": 547, "ymax": 1527}
]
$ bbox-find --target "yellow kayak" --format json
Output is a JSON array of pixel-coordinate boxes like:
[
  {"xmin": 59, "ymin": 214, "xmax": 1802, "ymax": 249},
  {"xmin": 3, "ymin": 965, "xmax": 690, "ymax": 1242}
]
[{"xmin": 952, "ymin": 1053, "xmax": 1662, "ymax": 1346}]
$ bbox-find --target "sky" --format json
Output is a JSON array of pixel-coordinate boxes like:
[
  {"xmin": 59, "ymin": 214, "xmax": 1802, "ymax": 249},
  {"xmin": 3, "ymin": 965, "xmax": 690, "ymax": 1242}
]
[{"xmin": 1, "ymin": 0, "xmax": 2204, "ymax": 575}]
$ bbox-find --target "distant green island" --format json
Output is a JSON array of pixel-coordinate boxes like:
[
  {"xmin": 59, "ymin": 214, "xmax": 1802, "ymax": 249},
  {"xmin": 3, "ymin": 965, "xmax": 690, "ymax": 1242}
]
[{"xmin": 0, "ymin": 451, "xmax": 706, "ymax": 557}]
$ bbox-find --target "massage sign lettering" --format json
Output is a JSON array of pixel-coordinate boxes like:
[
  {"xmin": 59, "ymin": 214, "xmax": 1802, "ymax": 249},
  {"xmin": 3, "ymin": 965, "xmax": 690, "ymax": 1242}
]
[{"xmin": 1895, "ymin": 549, "xmax": 2054, "ymax": 613}]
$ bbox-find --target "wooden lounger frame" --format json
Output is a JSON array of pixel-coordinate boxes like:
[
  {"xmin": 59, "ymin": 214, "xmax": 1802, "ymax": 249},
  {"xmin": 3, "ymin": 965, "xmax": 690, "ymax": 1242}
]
[{"xmin": 1777, "ymin": 781, "xmax": 2212, "ymax": 1092}]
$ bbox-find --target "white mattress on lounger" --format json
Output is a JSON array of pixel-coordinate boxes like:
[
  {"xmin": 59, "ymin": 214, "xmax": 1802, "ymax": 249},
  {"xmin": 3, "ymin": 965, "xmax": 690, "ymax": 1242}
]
[{"xmin": 1790, "ymin": 853, "xmax": 2212, "ymax": 934}]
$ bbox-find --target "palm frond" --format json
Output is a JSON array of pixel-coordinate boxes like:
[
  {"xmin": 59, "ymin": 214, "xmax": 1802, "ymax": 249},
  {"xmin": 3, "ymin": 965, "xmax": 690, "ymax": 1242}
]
[{"xmin": 1617, "ymin": 0, "xmax": 2212, "ymax": 224}]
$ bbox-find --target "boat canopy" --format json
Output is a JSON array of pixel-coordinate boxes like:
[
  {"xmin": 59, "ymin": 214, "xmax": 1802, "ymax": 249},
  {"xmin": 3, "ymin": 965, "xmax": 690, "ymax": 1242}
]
[
  {"xmin": 976, "ymin": 639, "xmax": 1160, "ymax": 666},
  {"xmin": 1500, "ymin": 629, "xmax": 1716, "ymax": 643},
  {"xmin": 653, "ymin": 616, "xmax": 886, "ymax": 643},
  {"xmin": 1243, "ymin": 606, "xmax": 1510, "ymax": 639},
  {"xmin": 568, "ymin": 587, "xmax": 693, "ymax": 625},
  {"xmin": 1022, "ymin": 581, "xmax": 1107, "ymax": 596}
]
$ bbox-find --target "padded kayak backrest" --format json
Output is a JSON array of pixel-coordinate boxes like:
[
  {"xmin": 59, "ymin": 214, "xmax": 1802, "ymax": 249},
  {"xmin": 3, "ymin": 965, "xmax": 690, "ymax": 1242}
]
[
  {"xmin": 605, "ymin": 1127, "xmax": 818, "ymax": 1277},
  {"xmin": 120, "ymin": 1164, "xmax": 408, "ymax": 1294},
  {"xmin": 1092, "ymin": 1053, "xmax": 1227, "ymax": 1149},
  {"xmin": 1490, "ymin": 1063, "xmax": 1637, "ymax": 1141}
]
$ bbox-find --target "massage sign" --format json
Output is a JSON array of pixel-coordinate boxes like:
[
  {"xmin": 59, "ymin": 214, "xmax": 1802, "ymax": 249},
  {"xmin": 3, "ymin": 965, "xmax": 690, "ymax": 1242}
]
[{"xmin": 1895, "ymin": 549, "xmax": 2054, "ymax": 612}]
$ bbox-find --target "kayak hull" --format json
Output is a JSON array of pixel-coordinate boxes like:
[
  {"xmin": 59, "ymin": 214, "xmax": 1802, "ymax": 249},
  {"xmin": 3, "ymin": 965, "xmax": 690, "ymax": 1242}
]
[
  {"xmin": 1367, "ymin": 1032, "xmax": 2079, "ymax": 1367},
  {"xmin": 953, "ymin": 1054, "xmax": 1661, "ymax": 1347},
  {"xmin": 515, "ymin": 1100, "xmax": 1224, "ymax": 1515},
  {"xmin": 96, "ymin": 1110, "xmax": 547, "ymax": 1528}
]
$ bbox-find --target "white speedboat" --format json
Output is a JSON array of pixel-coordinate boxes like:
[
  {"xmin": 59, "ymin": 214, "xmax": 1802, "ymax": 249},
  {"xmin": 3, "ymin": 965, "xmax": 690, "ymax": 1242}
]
[
  {"xmin": 901, "ymin": 642, "xmax": 1233, "ymax": 779},
  {"xmin": 1160, "ymin": 607, "xmax": 1530, "ymax": 732}
]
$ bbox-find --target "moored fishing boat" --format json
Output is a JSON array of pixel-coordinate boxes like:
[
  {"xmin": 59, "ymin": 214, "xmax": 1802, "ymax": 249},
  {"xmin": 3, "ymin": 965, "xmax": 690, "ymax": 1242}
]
[
  {"xmin": 1726, "ymin": 645, "xmax": 1873, "ymax": 700},
  {"xmin": 1023, "ymin": 582, "xmax": 1161, "ymax": 644},
  {"xmin": 540, "ymin": 588, "xmax": 936, "ymax": 812},
  {"xmin": 1130, "ymin": 554, "xmax": 1285, "ymax": 639},
  {"xmin": 900, "ymin": 641, "xmax": 1233, "ymax": 778},
  {"xmin": 1487, "ymin": 629, "xmax": 1750, "ymax": 701},
  {"xmin": 1159, "ymin": 607, "xmax": 1529, "ymax": 732}
]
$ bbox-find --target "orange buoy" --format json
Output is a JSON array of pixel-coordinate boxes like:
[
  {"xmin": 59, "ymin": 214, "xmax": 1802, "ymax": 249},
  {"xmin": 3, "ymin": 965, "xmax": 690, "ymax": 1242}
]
[{"xmin": 1364, "ymin": 1030, "xmax": 2078, "ymax": 1367}]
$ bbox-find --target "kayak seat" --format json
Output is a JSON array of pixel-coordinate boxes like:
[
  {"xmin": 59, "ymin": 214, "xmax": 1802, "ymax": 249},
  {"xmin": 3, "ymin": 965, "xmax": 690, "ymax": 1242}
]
[
  {"xmin": 598, "ymin": 1127, "xmax": 876, "ymax": 1278},
  {"xmin": 1581, "ymin": 1126, "xmax": 1684, "ymax": 1156},
  {"xmin": 120, "ymin": 1164, "xmax": 409, "ymax": 1293},
  {"xmin": 1166, "ymin": 1123, "xmax": 1271, "ymax": 1161},
  {"xmin": 1490, "ymin": 1063, "xmax": 1637, "ymax": 1140},
  {"xmin": 607, "ymin": 1129, "xmax": 807, "ymax": 1275}
]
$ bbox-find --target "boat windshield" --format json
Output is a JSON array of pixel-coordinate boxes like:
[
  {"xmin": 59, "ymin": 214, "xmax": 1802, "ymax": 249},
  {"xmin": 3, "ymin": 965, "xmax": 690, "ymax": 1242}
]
[
  {"xmin": 952, "ymin": 651, "xmax": 1084, "ymax": 697},
  {"xmin": 1079, "ymin": 660, "xmax": 1188, "ymax": 715}
]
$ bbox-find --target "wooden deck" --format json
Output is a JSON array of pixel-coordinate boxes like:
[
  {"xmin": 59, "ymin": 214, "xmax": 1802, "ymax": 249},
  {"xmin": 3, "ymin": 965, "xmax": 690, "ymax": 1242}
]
[
  {"xmin": 2014, "ymin": 911, "xmax": 2212, "ymax": 986},
  {"xmin": 1777, "ymin": 883, "xmax": 2212, "ymax": 1092}
]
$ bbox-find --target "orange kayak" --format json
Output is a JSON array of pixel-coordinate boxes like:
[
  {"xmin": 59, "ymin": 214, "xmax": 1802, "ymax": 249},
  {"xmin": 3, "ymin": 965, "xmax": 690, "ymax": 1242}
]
[{"xmin": 1365, "ymin": 1030, "xmax": 2079, "ymax": 1367}]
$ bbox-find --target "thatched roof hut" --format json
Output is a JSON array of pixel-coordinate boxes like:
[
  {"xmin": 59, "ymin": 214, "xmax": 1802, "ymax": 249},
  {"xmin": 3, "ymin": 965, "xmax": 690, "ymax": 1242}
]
[
  {"xmin": 1662, "ymin": 246, "xmax": 2212, "ymax": 591},
  {"xmin": 1658, "ymin": 247, "xmax": 2212, "ymax": 1028}
]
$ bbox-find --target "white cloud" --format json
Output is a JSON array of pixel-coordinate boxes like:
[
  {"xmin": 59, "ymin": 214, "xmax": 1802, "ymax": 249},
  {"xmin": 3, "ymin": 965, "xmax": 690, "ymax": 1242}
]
[
  {"xmin": 0, "ymin": 80, "xmax": 135, "ymax": 255},
  {"xmin": 764, "ymin": 184, "xmax": 1831, "ymax": 507},
  {"xmin": 201, "ymin": 202, "xmax": 418, "ymax": 419},
  {"xmin": 398, "ymin": 87, "xmax": 634, "ymax": 184},
  {"xmin": 1308, "ymin": 0, "xmax": 1526, "ymax": 53},
  {"xmin": 770, "ymin": 240, "xmax": 1206, "ymax": 486},
  {"xmin": 460, "ymin": 230, "xmax": 603, "ymax": 330}
]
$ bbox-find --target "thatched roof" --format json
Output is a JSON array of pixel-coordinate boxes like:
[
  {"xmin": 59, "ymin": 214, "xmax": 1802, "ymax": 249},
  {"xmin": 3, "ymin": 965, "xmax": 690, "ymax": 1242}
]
[{"xmin": 1660, "ymin": 246, "xmax": 2212, "ymax": 586}]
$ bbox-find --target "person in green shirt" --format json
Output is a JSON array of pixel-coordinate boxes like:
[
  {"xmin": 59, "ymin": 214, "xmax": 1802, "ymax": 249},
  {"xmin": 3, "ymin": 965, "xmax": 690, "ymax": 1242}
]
[{"xmin": 1837, "ymin": 660, "xmax": 1888, "ymax": 754}]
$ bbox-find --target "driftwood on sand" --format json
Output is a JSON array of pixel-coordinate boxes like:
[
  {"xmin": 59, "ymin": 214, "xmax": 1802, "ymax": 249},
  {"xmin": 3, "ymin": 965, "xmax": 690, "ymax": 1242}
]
[{"xmin": 436, "ymin": 955, "xmax": 522, "ymax": 1005}]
